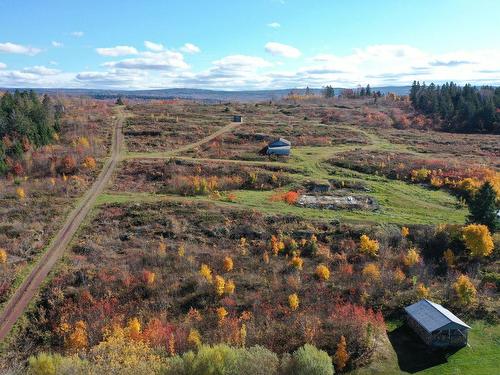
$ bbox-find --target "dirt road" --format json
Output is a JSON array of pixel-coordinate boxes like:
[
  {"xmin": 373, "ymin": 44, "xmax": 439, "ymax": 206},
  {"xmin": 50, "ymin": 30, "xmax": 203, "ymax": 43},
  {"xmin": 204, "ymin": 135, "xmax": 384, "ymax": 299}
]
[{"xmin": 0, "ymin": 111, "xmax": 124, "ymax": 341}]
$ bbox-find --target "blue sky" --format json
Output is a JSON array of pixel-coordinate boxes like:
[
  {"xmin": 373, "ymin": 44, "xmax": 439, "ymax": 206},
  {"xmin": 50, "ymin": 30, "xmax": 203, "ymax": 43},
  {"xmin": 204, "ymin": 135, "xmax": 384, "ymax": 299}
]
[{"xmin": 1, "ymin": 0, "xmax": 499, "ymax": 89}]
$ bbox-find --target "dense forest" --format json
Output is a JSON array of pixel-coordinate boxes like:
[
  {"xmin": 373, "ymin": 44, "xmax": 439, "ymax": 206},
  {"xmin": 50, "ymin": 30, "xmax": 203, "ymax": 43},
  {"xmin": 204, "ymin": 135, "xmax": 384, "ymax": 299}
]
[
  {"xmin": 0, "ymin": 90, "xmax": 59, "ymax": 174},
  {"xmin": 410, "ymin": 81, "xmax": 500, "ymax": 133}
]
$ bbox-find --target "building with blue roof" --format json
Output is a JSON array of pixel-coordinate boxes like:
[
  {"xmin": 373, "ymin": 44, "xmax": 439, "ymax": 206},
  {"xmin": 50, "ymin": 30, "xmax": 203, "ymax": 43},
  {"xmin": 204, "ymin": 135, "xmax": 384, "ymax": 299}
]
[
  {"xmin": 260, "ymin": 138, "xmax": 291, "ymax": 156},
  {"xmin": 405, "ymin": 299, "xmax": 470, "ymax": 348}
]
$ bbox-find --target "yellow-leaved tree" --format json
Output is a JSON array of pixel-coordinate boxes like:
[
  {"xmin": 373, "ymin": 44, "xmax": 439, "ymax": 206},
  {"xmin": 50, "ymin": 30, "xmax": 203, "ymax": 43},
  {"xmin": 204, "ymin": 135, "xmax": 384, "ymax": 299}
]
[
  {"xmin": 462, "ymin": 224, "xmax": 494, "ymax": 257},
  {"xmin": 453, "ymin": 274, "xmax": 477, "ymax": 306},
  {"xmin": 288, "ymin": 293, "xmax": 299, "ymax": 311},
  {"xmin": 223, "ymin": 256, "xmax": 233, "ymax": 272},
  {"xmin": 404, "ymin": 248, "xmax": 420, "ymax": 266},
  {"xmin": 214, "ymin": 275, "xmax": 225, "ymax": 296},
  {"xmin": 0, "ymin": 248, "xmax": 7, "ymax": 264},
  {"xmin": 127, "ymin": 317, "xmax": 141, "ymax": 340},
  {"xmin": 315, "ymin": 264, "xmax": 330, "ymax": 281},
  {"xmin": 224, "ymin": 279, "xmax": 235, "ymax": 294},
  {"xmin": 199, "ymin": 264, "xmax": 212, "ymax": 282},
  {"xmin": 359, "ymin": 234, "xmax": 379, "ymax": 256}
]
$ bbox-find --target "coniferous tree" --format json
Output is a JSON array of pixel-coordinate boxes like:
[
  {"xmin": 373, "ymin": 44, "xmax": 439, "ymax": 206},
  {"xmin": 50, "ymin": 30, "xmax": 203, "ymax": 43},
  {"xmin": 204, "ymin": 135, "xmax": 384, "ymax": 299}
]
[
  {"xmin": 467, "ymin": 181, "xmax": 498, "ymax": 232},
  {"xmin": 409, "ymin": 81, "xmax": 500, "ymax": 133},
  {"xmin": 323, "ymin": 85, "xmax": 335, "ymax": 98}
]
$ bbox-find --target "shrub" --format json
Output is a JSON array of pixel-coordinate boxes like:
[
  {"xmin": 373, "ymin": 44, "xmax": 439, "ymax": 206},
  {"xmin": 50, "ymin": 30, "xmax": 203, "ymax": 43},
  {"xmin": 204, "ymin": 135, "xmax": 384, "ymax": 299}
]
[
  {"xmin": 187, "ymin": 329, "xmax": 202, "ymax": 348},
  {"xmin": 223, "ymin": 256, "xmax": 234, "ymax": 272},
  {"xmin": 217, "ymin": 307, "xmax": 228, "ymax": 323},
  {"xmin": 28, "ymin": 352, "xmax": 59, "ymax": 375},
  {"xmin": 224, "ymin": 280, "xmax": 235, "ymax": 294},
  {"xmin": 443, "ymin": 249, "xmax": 455, "ymax": 267},
  {"xmin": 315, "ymin": 265, "xmax": 330, "ymax": 281},
  {"xmin": 270, "ymin": 190, "xmax": 299, "ymax": 205},
  {"xmin": 362, "ymin": 263, "xmax": 380, "ymax": 281},
  {"xmin": 403, "ymin": 248, "xmax": 420, "ymax": 266},
  {"xmin": 291, "ymin": 255, "xmax": 304, "ymax": 270},
  {"xmin": 127, "ymin": 317, "xmax": 141, "ymax": 340},
  {"xmin": 165, "ymin": 344, "xmax": 280, "ymax": 375},
  {"xmin": 359, "ymin": 235, "xmax": 379, "ymax": 256},
  {"xmin": 214, "ymin": 275, "xmax": 225, "ymax": 296},
  {"xmin": 416, "ymin": 283, "xmax": 430, "ymax": 299},
  {"xmin": 453, "ymin": 274, "xmax": 477, "ymax": 306},
  {"xmin": 288, "ymin": 293, "xmax": 299, "ymax": 311},
  {"xmin": 334, "ymin": 335, "xmax": 349, "ymax": 372},
  {"xmin": 200, "ymin": 264, "xmax": 212, "ymax": 282},
  {"xmin": 0, "ymin": 248, "xmax": 7, "ymax": 264},
  {"xmin": 284, "ymin": 344, "xmax": 334, "ymax": 375},
  {"xmin": 60, "ymin": 155, "xmax": 77, "ymax": 174},
  {"xmin": 82, "ymin": 156, "xmax": 96, "ymax": 169},
  {"xmin": 16, "ymin": 187, "xmax": 26, "ymax": 199},
  {"xmin": 462, "ymin": 224, "xmax": 494, "ymax": 257},
  {"xmin": 66, "ymin": 320, "xmax": 88, "ymax": 352},
  {"xmin": 142, "ymin": 270, "xmax": 156, "ymax": 285},
  {"xmin": 401, "ymin": 226, "xmax": 410, "ymax": 237}
]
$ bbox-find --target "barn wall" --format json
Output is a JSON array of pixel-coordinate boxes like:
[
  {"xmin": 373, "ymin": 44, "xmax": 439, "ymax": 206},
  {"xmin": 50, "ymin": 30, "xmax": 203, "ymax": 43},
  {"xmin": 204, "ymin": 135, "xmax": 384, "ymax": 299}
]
[{"xmin": 407, "ymin": 316, "xmax": 432, "ymax": 345}]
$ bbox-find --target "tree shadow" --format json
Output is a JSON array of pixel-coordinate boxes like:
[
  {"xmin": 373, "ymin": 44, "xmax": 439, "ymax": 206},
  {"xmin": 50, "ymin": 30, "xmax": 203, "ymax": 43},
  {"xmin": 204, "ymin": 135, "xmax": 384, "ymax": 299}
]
[{"xmin": 388, "ymin": 324, "xmax": 461, "ymax": 373}]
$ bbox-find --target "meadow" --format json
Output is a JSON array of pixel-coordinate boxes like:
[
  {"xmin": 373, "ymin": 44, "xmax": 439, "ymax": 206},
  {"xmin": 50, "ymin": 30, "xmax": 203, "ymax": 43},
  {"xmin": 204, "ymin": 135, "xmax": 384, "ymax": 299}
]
[{"xmin": 1, "ymin": 95, "xmax": 498, "ymax": 374}]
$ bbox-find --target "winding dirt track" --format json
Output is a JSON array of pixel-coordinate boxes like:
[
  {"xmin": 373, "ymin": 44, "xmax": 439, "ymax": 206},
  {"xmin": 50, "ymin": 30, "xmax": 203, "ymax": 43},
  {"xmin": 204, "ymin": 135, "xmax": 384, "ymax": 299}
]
[
  {"xmin": 0, "ymin": 112, "xmax": 124, "ymax": 341},
  {"xmin": 0, "ymin": 116, "xmax": 241, "ymax": 341}
]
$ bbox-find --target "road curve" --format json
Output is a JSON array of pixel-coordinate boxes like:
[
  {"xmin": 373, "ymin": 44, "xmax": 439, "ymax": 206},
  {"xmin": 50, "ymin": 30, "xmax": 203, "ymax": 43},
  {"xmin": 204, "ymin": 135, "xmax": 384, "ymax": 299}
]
[{"xmin": 0, "ymin": 110, "xmax": 124, "ymax": 341}]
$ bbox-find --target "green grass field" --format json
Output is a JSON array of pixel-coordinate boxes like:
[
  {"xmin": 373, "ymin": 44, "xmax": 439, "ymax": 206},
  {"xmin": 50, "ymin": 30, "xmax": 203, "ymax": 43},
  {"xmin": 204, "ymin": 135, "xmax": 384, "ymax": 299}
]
[{"xmin": 372, "ymin": 321, "xmax": 500, "ymax": 375}]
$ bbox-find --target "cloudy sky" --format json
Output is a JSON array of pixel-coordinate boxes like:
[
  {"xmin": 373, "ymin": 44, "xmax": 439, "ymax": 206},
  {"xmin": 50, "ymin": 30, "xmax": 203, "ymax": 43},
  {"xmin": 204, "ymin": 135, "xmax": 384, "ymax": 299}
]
[{"xmin": 0, "ymin": 0, "xmax": 499, "ymax": 90}]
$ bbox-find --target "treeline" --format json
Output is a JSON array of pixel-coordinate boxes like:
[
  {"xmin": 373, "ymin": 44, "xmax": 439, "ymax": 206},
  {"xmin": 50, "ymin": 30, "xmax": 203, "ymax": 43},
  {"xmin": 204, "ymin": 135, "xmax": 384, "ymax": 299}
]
[
  {"xmin": 0, "ymin": 90, "xmax": 59, "ymax": 174},
  {"xmin": 410, "ymin": 81, "xmax": 500, "ymax": 133}
]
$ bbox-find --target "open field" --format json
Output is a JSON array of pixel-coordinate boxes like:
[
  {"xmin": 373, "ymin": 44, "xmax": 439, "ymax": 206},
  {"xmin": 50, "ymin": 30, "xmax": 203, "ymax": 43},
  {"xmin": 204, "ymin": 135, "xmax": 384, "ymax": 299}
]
[{"xmin": 1, "ymin": 97, "xmax": 498, "ymax": 374}]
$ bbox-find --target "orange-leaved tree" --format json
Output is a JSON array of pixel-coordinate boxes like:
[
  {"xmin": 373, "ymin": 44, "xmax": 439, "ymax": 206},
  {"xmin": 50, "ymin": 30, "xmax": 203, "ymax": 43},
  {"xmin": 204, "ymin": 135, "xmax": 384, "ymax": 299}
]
[{"xmin": 334, "ymin": 335, "xmax": 350, "ymax": 371}]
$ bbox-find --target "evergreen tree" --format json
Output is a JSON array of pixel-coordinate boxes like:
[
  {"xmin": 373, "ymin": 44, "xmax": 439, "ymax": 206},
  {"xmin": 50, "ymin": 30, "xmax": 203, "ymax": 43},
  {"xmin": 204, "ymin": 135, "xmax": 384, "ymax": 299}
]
[
  {"xmin": 468, "ymin": 181, "xmax": 498, "ymax": 232},
  {"xmin": 0, "ymin": 90, "xmax": 56, "ymax": 175},
  {"xmin": 323, "ymin": 85, "xmax": 335, "ymax": 98}
]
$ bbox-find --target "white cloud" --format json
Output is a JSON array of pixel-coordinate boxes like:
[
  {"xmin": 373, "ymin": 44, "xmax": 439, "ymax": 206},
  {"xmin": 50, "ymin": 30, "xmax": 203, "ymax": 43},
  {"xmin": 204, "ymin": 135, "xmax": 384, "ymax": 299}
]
[
  {"xmin": 96, "ymin": 45, "xmax": 138, "ymax": 57},
  {"xmin": 76, "ymin": 69, "xmax": 149, "ymax": 88},
  {"xmin": 22, "ymin": 65, "xmax": 60, "ymax": 76},
  {"xmin": 51, "ymin": 41, "xmax": 63, "ymax": 48},
  {"xmin": 103, "ymin": 50, "xmax": 188, "ymax": 70},
  {"xmin": 267, "ymin": 22, "xmax": 281, "ymax": 29},
  {"xmin": 181, "ymin": 43, "xmax": 200, "ymax": 54},
  {"xmin": 0, "ymin": 43, "xmax": 499, "ymax": 90},
  {"xmin": 0, "ymin": 62, "xmax": 6, "ymax": 69},
  {"xmin": 144, "ymin": 41, "xmax": 164, "ymax": 52},
  {"xmin": 265, "ymin": 42, "xmax": 301, "ymax": 58},
  {"xmin": 213, "ymin": 55, "xmax": 272, "ymax": 71},
  {"xmin": 0, "ymin": 42, "xmax": 41, "ymax": 56},
  {"xmin": 71, "ymin": 31, "xmax": 84, "ymax": 38}
]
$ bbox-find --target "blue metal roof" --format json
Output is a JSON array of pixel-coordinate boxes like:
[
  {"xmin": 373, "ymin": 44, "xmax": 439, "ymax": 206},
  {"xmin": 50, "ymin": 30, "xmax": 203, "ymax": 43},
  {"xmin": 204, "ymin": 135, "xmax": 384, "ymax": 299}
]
[
  {"xmin": 269, "ymin": 138, "xmax": 291, "ymax": 147},
  {"xmin": 405, "ymin": 299, "xmax": 471, "ymax": 333}
]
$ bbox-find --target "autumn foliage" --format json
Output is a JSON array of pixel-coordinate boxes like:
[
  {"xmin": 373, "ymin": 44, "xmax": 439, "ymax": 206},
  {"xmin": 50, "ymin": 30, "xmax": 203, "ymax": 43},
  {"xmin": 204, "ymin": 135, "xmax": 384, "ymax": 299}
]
[{"xmin": 462, "ymin": 224, "xmax": 494, "ymax": 257}]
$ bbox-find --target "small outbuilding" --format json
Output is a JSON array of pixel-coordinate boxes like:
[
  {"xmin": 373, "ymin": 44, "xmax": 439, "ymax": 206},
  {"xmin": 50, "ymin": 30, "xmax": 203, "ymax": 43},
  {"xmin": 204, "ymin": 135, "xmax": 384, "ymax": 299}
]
[
  {"xmin": 259, "ymin": 138, "xmax": 291, "ymax": 156},
  {"xmin": 232, "ymin": 115, "xmax": 243, "ymax": 123},
  {"xmin": 405, "ymin": 299, "xmax": 470, "ymax": 348}
]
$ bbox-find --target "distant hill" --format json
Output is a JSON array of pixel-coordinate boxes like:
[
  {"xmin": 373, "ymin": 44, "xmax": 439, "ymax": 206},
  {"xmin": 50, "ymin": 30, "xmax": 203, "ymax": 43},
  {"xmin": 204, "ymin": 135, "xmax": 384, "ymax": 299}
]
[{"xmin": 0, "ymin": 86, "xmax": 411, "ymax": 102}]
